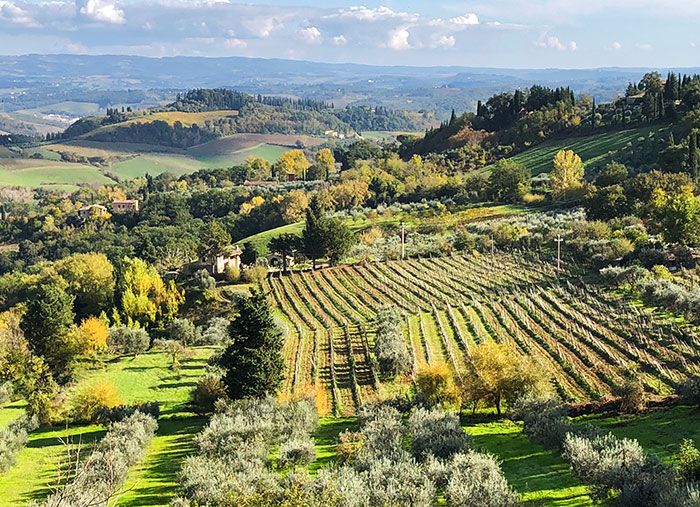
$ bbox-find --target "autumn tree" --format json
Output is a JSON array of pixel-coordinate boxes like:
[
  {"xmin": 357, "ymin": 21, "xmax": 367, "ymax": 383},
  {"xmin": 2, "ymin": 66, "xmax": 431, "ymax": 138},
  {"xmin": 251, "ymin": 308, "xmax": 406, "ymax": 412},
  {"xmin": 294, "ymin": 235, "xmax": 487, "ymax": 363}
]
[
  {"xmin": 220, "ymin": 287, "xmax": 284, "ymax": 399},
  {"xmin": 118, "ymin": 257, "xmax": 184, "ymax": 329},
  {"xmin": 416, "ymin": 362, "xmax": 462, "ymax": 410},
  {"xmin": 245, "ymin": 156, "xmax": 272, "ymax": 181},
  {"xmin": 54, "ymin": 253, "xmax": 115, "ymax": 319},
  {"xmin": 278, "ymin": 190, "xmax": 309, "ymax": 223},
  {"xmin": 463, "ymin": 341, "xmax": 549, "ymax": 415},
  {"xmin": 551, "ymin": 149, "xmax": 585, "ymax": 200},
  {"xmin": 308, "ymin": 148, "xmax": 335, "ymax": 180},
  {"xmin": 76, "ymin": 316, "xmax": 109, "ymax": 356},
  {"xmin": 274, "ymin": 149, "xmax": 311, "ymax": 180}
]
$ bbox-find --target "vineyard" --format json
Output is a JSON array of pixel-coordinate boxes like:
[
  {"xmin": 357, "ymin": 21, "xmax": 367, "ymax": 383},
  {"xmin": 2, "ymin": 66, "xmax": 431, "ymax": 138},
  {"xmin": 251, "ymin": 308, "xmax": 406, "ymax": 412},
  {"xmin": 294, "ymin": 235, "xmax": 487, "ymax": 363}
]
[{"xmin": 264, "ymin": 253, "xmax": 700, "ymax": 415}]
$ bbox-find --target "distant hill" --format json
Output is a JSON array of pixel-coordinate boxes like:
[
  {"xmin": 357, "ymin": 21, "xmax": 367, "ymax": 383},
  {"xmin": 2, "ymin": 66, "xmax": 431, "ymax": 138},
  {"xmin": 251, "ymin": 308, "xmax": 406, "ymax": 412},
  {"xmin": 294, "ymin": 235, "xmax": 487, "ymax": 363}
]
[
  {"xmin": 2, "ymin": 54, "xmax": 695, "ymax": 119},
  {"xmin": 62, "ymin": 88, "xmax": 432, "ymax": 148}
]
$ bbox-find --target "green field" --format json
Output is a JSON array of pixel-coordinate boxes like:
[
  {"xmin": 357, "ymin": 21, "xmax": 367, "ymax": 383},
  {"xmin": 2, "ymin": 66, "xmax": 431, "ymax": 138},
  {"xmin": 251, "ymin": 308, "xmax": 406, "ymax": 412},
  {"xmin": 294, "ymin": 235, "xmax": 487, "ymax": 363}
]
[
  {"xmin": 487, "ymin": 125, "xmax": 671, "ymax": 175},
  {"xmin": 2, "ymin": 133, "xmax": 326, "ymax": 188},
  {"xmin": 0, "ymin": 348, "xmax": 214, "ymax": 506}
]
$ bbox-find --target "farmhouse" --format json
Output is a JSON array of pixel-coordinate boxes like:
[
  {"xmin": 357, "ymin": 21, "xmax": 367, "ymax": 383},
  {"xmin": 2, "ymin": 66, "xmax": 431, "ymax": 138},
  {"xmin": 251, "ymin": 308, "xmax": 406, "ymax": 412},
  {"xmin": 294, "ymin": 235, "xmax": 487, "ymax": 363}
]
[
  {"xmin": 78, "ymin": 204, "xmax": 108, "ymax": 220},
  {"xmin": 112, "ymin": 199, "xmax": 140, "ymax": 213},
  {"xmin": 199, "ymin": 245, "xmax": 243, "ymax": 275}
]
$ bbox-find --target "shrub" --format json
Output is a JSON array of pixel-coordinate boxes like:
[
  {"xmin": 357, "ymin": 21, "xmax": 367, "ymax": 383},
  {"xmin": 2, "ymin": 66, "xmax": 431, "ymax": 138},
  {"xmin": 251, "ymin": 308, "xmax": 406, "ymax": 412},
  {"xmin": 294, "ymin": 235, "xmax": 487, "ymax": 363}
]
[
  {"xmin": 192, "ymin": 268, "xmax": 216, "ymax": 293},
  {"xmin": 374, "ymin": 305, "xmax": 411, "ymax": 378},
  {"xmin": 614, "ymin": 376, "xmax": 646, "ymax": 413},
  {"xmin": 678, "ymin": 376, "xmax": 700, "ymax": 408},
  {"xmin": 191, "ymin": 374, "xmax": 229, "ymax": 415},
  {"xmin": 563, "ymin": 432, "xmax": 673, "ymax": 505},
  {"xmin": 513, "ymin": 395, "xmax": 574, "ymax": 449},
  {"xmin": 277, "ymin": 436, "xmax": 316, "ymax": 469},
  {"xmin": 107, "ymin": 326, "xmax": 150, "ymax": 355},
  {"xmin": 42, "ymin": 412, "xmax": 158, "ymax": 506},
  {"xmin": 244, "ymin": 265, "xmax": 268, "ymax": 284},
  {"xmin": 678, "ymin": 439, "xmax": 700, "ymax": 482},
  {"xmin": 309, "ymin": 467, "xmax": 368, "ymax": 505},
  {"xmin": 415, "ymin": 362, "xmax": 462, "ymax": 410},
  {"xmin": 199, "ymin": 317, "xmax": 230, "ymax": 345},
  {"xmin": 366, "ymin": 458, "xmax": 436, "ymax": 507},
  {"xmin": 0, "ymin": 381, "xmax": 13, "ymax": 405},
  {"xmin": 95, "ymin": 402, "xmax": 160, "ymax": 424},
  {"xmin": 355, "ymin": 405, "xmax": 407, "ymax": 470},
  {"xmin": 336, "ymin": 429, "xmax": 364, "ymax": 465},
  {"xmin": 408, "ymin": 407, "xmax": 472, "ymax": 461},
  {"xmin": 0, "ymin": 415, "xmax": 38, "ymax": 473},
  {"xmin": 445, "ymin": 451, "xmax": 519, "ymax": 507},
  {"xmin": 224, "ymin": 264, "xmax": 240, "ymax": 283},
  {"xmin": 168, "ymin": 318, "xmax": 199, "ymax": 346},
  {"xmin": 73, "ymin": 381, "xmax": 123, "ymax": 423}
]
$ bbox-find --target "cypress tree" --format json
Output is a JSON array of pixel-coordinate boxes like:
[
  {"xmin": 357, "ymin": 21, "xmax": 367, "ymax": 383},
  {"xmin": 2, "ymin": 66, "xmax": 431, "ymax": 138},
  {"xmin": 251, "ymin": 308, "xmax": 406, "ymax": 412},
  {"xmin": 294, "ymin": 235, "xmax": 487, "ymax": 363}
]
[
  {"xmin": 449, "ymin": 109, "xmax": 457, "ymax": 125},
  {"xmin": 591, "ymin": 98, "xmax": 596, "ymax": 128},
  {"xmin": 689, "ymin": 130, "xmax": 699, "ymax": 180},
  {"xmin": 221, "ymin": 287, "xmax": 284, "ymax": 400},
  {"xmin": 302, "ymin": 194, "xmax": 328, "ymax": 270}
]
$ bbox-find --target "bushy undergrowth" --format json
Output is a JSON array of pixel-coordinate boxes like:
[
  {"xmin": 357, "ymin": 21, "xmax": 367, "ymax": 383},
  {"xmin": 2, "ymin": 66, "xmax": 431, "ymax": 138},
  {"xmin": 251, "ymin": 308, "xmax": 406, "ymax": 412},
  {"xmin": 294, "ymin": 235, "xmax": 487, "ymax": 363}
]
[
  {"xmin": 0, "ymin": 414, "xmax": 38, "ymax": 473},
  {"xmin": 39, "ymin": 411, "xmax": 158, "ymax": 507},
  {"xmin": 173, "ymin": 399, "xmax": 515, "ymax": 507}
]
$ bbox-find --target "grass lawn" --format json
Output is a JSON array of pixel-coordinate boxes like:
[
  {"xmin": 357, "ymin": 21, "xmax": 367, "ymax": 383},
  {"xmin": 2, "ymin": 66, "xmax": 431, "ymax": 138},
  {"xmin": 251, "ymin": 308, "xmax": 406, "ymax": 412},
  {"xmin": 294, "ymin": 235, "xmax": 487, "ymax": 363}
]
[
  {"xmin": 578, "ymin": 405, "xmax": 700, "ymax": 462},
  {"xmin": 0, "ymin": 158, "xmax": 113, "ymax": 189},
  {"xmin": 463, "ymin": 417, "xmax": 592, "ymax": 506},
  {"xmin": 0, "ymin": 400, "xmax": 27, "ymax": 429},
  {"xmin": 0, "ymin": 347, "xmax": 215, "ymax": 506}
]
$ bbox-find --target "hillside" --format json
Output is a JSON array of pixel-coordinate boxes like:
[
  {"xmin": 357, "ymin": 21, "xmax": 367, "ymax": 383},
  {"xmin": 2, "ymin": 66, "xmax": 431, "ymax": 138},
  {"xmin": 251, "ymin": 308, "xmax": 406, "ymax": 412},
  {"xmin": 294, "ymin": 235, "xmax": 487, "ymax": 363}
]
[{"xmin": 483, "ymin": 125, "xmax": 672, "ymax": 176}]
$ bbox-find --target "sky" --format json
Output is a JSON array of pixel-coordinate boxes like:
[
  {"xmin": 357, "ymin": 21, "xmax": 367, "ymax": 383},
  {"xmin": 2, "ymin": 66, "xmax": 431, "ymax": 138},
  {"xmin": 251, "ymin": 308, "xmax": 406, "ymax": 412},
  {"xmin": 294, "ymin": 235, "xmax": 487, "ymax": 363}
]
[{"xmin": 2, "ymin": 0, "xmax": 700, "ymax": 68}]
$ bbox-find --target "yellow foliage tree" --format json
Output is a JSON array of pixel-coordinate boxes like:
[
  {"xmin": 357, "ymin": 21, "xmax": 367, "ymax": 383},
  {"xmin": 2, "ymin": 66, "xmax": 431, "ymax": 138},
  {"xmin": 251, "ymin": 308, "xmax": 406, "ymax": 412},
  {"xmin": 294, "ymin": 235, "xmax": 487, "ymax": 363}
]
[
  {"xmin": 464, "ymin": 340, "xmax": 549, "ymax": 415},
  {"xmin": 275, "ymin": 149, "xmax": 311, "ymax": 179},
  {"xmin": 73, "ymin": 380, "xmax": 122, "ymax": 423},
  {"xmin": 120, "ymin": 257, "xmax": 184, "ymax": 328},
  {"xmin": 239, "ymin": 195, "xmax": 265, "ymax": 215},
  {"xmin": 77, "ymin": 316, "xmax": 108, "ymax": 355},
  {"xmin": 246, "ymin": 156, "xmax": 272, "ymax": 180},
  {"xmin": 278, "ymin": 190, "xmax": 309, "ymax": 223},
  {"xmin": 54, "ymin": 253, "xmax": 115, "ymax": 318},
  {"xmin": 415, "ymin": 362, "xmax": 462, "ymax": 410},
  {"xmin": 550, "ymin": 149, "xmax": 584, "ymax": 200},
  {"xmin": 311, "ymin": 148, "xmax": 336, "ymax": 180}
]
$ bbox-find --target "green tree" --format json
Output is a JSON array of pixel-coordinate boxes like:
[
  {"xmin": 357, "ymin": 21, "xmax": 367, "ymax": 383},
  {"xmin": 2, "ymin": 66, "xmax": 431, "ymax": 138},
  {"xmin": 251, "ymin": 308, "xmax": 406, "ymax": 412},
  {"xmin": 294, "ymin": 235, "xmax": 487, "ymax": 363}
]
[
  {"xmin": 310, "ymin": 148, "xmax": 335, "ymax": 181},
  {"xmin": 595, "ymin": 162, "xmax": 628, "ymax": 187},
  {"xmin": 689, "ymin": 130, "xmax": 700, "ymax": 180},
  {"xmin": 21, "ymin": 282, "xmax": 77, "ymax": 375},
  {"xmin": 324, "ymin": 219, "xmax": 355, "ymax": 265},
  {"xmin": 198, "ymin": 220, "xmax": 231, "ymax": 259},
  {"xmin": 221, "ymin": 287, "xmax": 284, "ymax": 399},
  {"xmin": 487, "ymin": 159, "xmax": 531, "ymax": 203},
  {"xmin": 650, "ymin": 186, "xmax": 700, "ymax": 245},
  {"xmin": 302, "ymin": 194, "xmax": 328, "ymax": 269},
  {"xmin": 268, "ymin": 233, "xmax": 301, "ymax": 273}
]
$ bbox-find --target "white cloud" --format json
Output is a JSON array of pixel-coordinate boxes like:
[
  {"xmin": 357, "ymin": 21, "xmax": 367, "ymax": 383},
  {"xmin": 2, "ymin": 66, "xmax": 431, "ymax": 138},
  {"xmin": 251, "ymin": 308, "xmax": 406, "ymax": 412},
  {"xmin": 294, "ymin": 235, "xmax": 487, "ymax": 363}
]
[
  {"xmin": 0, "ymin": 1, "xmax": 36, "ymax": 26},
  {"xmin": 332, "ymin": 34, "xmax": 347, "ymax": 45},
  {"xmin": 536, "ymin": 34, "xmax": 576, "ymax": 51},
  {"xmin": 79, "ymin": 0, "xmax": 125, "ymax": 24},
  {"xmin": 298, "ymin": 26, "xmax": 321, "ymax": 44},
  {"xmin": 434, "ymin": 34, "xmax": 456, "ymax": 48},
  {"xmin": 449, "ymin": 13, "xmax": 479, "ymax": 25},
  {"xmin": 387, "ymin": 27, "xmax": 411, "ymax": 50},
  {"xmin": 612, "ymin": 41, "xmax": 622, "ymax": 50},
  {"xmin": 223, "ymin": 37, "xmax": 246, "ymax": 48},
  {"xmin": 65, "ymin": 42, "xmax": 88, "ymax": 53},
  {"xmin": 637, "ymin": 43, "xmax": 652, "ymax": 51}
]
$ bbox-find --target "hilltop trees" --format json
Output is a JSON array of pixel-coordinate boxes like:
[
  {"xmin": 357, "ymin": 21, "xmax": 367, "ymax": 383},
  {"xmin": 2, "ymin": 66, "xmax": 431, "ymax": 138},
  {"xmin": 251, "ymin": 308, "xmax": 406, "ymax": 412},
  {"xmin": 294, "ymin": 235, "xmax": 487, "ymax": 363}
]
[{"xmin": 220, "ymin": 287, "xmax": 284, "ymax": 399}]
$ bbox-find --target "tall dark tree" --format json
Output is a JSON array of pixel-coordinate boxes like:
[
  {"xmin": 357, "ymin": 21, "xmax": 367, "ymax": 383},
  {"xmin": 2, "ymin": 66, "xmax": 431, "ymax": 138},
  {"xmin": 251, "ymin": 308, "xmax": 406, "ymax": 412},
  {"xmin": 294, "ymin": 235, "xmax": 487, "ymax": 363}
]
[
  {"xmin": 591, "ymin": 98, "xmax": 596, "ymax": 128},
  {"xmin": 198, "ymin": 220, "xmax": 231, "ymax": 259},
  {"xmin": 268, "ymin": 233, "xmax": 301, "ymax": 273},
  {"xmin": 689, "ymin": 130, "xmax": 700, "ymax": 180},
  {"xmin": 302, "ymin": 194, "xmax": 328, "ymax": 269},
  {"xmin": 221, "ymin": 287, "xmax": 284, "ymax": 399},
  {"xmin": 21, "ymin": 281, "xmax": 77, "ymax": 375}
]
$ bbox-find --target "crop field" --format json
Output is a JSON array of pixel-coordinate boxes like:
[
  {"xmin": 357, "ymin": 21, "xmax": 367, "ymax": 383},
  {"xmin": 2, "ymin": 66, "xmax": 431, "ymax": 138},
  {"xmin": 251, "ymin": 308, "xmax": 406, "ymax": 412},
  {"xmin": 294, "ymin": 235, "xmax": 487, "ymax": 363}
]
[
  {"xmin": 485, "ymin": 125, "xmax": 671, "ymax": 175},
  {"xmin": 265, "ymin": 253, "xmax": 700, "ymax": 416},
  {"xmin": 0, "ymin": 157, "xmax": 114, "ymax": 190},
  {"xmin": 94, "ymin": 110, "xmax": 239, "ymax": 131}
]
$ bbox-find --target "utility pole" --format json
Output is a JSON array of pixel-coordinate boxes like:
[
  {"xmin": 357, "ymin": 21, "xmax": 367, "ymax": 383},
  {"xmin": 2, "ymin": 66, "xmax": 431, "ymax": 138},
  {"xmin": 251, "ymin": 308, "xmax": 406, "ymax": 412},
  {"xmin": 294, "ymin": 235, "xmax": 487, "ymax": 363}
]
[
  {"xmin": 401, "ymin": 221, "xmax": 406, "ymax": 260},
  {"xmin": 555, "ymin": 235, "xmax": 563, "ymax": 279}
]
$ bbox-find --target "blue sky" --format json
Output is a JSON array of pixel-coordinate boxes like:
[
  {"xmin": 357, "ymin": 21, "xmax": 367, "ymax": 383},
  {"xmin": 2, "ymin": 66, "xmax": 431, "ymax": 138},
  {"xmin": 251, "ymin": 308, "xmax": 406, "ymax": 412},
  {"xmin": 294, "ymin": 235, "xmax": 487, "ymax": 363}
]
[{"xmin": 1, "ymin": 0, "xmax": 699, "ymax": 68}]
